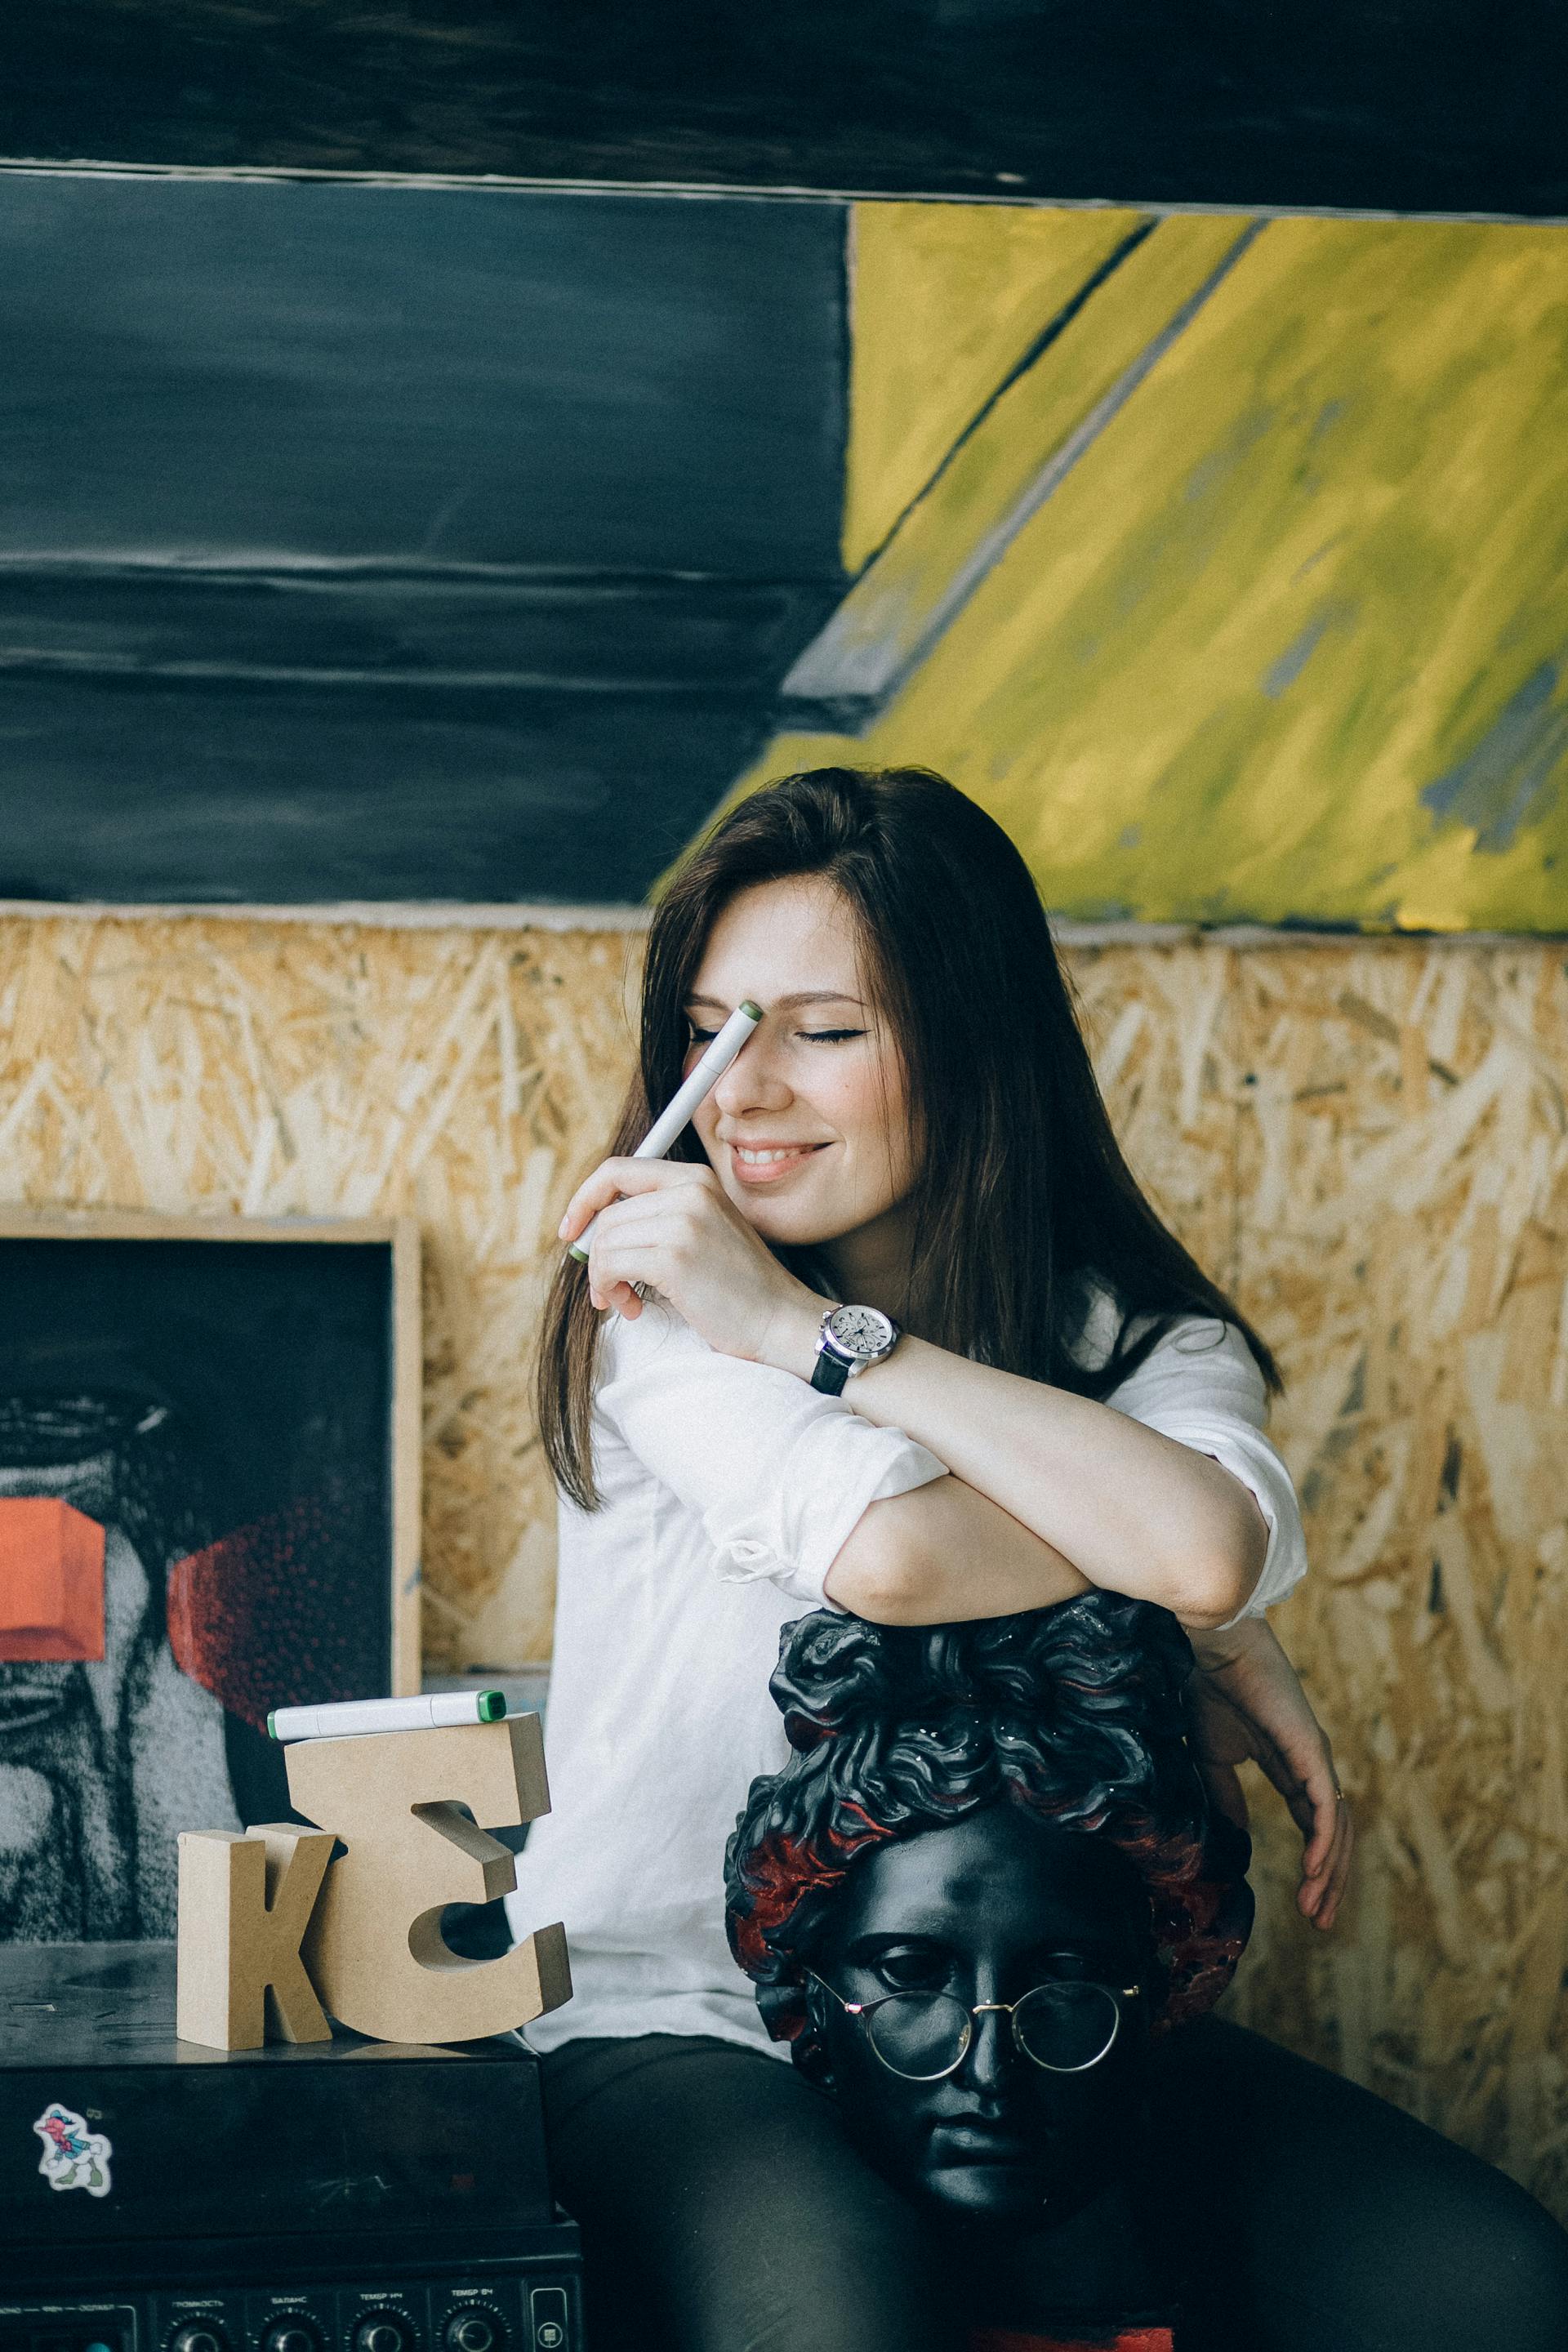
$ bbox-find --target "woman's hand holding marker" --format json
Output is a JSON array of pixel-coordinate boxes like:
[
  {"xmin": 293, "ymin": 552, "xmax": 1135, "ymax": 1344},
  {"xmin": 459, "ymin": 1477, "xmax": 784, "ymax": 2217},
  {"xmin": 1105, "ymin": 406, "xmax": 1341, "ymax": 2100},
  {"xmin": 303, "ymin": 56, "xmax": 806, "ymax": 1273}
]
[
  {"xmin": 561, "ymin": 982, "xmax": 832, "ymax": 1373},
  {"xmin": 566, "ymin": 1000, "xmax": 762, "ymax": 1268},
  {"xmin": 559, "ymin": 1155, "xmax": 823, "ymax": 1373}
]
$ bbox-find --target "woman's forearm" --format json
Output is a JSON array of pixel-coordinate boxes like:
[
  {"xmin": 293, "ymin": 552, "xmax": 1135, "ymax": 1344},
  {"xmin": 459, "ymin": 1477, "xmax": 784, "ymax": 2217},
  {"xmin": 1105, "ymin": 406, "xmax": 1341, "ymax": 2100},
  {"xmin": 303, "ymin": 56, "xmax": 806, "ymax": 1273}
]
[
  {"xmin": 773, "ymin": 1312, "xmax": 1266, "ymax": 1627},
  {"xmin": 825, "ymin": 1474, "xmax": 1091, "ymax": 1623}
]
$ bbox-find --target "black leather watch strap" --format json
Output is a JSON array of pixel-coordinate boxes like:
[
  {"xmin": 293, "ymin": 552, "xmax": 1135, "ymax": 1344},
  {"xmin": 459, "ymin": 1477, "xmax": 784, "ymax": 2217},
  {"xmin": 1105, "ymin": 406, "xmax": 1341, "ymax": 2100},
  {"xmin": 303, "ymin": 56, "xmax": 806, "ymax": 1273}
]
[{"xmin": 809, "ymin": 1344, "xmax": 851, "ymax": 1396}]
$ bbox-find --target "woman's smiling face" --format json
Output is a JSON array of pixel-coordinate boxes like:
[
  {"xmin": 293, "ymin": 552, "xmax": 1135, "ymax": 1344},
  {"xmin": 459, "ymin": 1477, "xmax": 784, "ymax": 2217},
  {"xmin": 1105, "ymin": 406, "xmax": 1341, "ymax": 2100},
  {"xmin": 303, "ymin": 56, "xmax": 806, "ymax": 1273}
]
[{"xmin": 688, "ymin": 875, "xmax": 918, "ymax": 1269}]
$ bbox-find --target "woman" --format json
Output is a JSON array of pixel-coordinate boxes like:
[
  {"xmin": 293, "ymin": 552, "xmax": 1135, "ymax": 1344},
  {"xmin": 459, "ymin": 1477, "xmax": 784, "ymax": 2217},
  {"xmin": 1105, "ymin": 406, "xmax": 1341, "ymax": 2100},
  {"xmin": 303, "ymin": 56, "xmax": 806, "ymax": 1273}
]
[
  {"xmin": 516, "ymin": 766, "xmax": 1566, "ymax": 2350},
  {"xmin": 725, "ymin": 1595, "xmax": 1253, "ymax": 2348}
]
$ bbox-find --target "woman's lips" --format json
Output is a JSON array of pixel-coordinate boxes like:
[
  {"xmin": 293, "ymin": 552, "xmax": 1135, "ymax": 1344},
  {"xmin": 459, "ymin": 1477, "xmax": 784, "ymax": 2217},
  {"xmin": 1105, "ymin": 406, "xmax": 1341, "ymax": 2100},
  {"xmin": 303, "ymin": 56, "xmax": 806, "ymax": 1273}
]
[{"xmin": 726, "ymin": 1141, "xmax": 828, "ymax": 1186}]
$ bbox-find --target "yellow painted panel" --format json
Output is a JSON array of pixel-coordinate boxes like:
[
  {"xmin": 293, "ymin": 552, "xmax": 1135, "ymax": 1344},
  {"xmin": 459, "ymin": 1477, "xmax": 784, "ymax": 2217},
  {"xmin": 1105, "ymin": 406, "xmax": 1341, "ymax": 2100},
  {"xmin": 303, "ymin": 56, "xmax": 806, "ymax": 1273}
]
[
  {"xmin": 810, "ymin": 215, "xmax": 1254, "ymax": 709},
  {"xmin": 843, "ymin": 201, "xmax": 1143, "ymax": 573},
  {"xmin": 732, "ymin": 216, "xmax": 1568, "ymax": 933}
]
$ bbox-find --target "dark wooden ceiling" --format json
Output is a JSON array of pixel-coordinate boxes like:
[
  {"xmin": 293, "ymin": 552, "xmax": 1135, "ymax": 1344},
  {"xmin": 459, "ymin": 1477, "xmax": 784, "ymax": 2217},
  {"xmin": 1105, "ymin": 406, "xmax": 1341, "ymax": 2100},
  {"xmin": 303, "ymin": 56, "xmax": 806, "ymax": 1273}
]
[{"xmin": 7, "ymin": 0, "xmax": 1564, "ymax": 216}]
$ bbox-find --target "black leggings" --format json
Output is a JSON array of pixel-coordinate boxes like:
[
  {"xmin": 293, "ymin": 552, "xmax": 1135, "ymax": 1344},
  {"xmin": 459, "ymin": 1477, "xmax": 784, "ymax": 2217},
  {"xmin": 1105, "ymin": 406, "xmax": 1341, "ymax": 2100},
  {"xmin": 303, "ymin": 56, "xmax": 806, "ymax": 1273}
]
[{"xmin": 540, "ymin": 2020, "xmax": 1568, "ymax": 2352}]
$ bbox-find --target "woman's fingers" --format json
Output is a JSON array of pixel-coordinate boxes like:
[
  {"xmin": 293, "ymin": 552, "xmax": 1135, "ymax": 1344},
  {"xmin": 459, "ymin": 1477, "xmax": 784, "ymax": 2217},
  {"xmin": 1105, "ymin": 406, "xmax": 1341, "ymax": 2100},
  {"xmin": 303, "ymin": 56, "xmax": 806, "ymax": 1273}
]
[
  {"xmin": 575, "ymin": 1182, "xmax": 708, "ymax": 1316},
  {"xmin": 583, "ymin": 1217, "xmax": 653, "ymax": 1316},
  {"xmin": 1200, "ymin": 1705, "xmax": 1352, "ymax": 1928},
  {"xmin": 1309, "ymin": 1803, "xmax": 1354, "ymax": 1931},
  {"xmin": 1325, "ymin": 1805, "xmax": 1355, "ymax": 1928},
  {"xmin": 585, "ymin": 1227, "xmax": 664, "ymax": 1316},
  {"xmin": 1187, "ymin": 1619, "xmax": 1355, "ymax": 1932},
  {"xmin": 1294, "ymin": 1740, "xmax": 1341, "ymax": 1882},
  {"xmin": 591, "ymin": 1280, "xmax": 644, "ymax": 1319},
  {"xmin": 1241, "ymin": 1722, "xmax": 1352, "ymax": 1927},
  {"xmin": 1302, "ymin": 1786, "xmax": 1354, "ymax": 1930},
  {"xmin": 558, "ymin": 1155, "xmax": 714, "ymax": 1245},
  {"xmin": 1278, "ymin": 1747, "xmax": 1350, "ymax": 1927}
]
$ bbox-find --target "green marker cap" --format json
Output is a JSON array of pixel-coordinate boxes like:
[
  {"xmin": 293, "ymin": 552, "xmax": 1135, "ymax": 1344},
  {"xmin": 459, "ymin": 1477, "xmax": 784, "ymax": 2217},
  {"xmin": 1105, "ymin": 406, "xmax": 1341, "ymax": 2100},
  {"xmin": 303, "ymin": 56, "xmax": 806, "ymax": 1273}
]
[
  {"xmin": 477, "ymin": 1689, "xmax": 507, "ymax": 1722},
  {"xmin": 740, "ymin": 1000, "xmax": 763, "ymax": 1021},
  {"xmin": 266, "ymin": 1709, "xmax": 278, "ymax": 1739}
]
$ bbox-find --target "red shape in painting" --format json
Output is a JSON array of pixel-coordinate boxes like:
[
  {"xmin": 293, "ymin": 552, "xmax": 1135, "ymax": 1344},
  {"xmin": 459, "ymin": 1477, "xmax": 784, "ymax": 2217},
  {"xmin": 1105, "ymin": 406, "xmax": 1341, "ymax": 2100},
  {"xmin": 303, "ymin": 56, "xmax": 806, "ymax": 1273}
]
[
  {"xmin": 167, "ymin": 1490, "xmax": 381, "ymax": 1730},
  {"xmin": 969, "ymin": 2331, "xmax": 1174, "ymax": 2352},
  {"xmin": 0, "ymin": 1496, "xmax": 108, "ymax": 1661}
]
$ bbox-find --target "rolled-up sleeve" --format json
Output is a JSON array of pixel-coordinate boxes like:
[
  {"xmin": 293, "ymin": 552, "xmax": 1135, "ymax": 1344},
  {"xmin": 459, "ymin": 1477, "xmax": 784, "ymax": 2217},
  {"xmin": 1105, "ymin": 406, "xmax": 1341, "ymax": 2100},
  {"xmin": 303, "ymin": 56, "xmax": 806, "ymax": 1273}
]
[
  {"xmin": 595, "ymin": 1303, "xmax": 948, "ymax": 1610},
  {"xmin": 1104, "ymin": 1317, "xmax": 1306, "ymax": 1620}
]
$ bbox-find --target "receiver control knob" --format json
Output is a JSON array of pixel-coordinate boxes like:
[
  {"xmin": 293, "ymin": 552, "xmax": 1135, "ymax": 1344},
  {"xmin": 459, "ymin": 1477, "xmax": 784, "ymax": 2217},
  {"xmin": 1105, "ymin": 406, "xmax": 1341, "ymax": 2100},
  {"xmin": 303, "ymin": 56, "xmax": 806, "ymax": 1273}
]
[
  {"xmin": 355, "ymin": 2319, "xmax": 415, "ymax": 2352},
  {"xmin": 444, "ymin": 2315, "xmax": 504, "ymax": 2352},
  {"xmin": 170, "ymin": 2329, "xmax": 229, "ymax": 2352},
  {"xmin": 265, "ymin": 2328, "xmax": 322, "ymax": 2352}
]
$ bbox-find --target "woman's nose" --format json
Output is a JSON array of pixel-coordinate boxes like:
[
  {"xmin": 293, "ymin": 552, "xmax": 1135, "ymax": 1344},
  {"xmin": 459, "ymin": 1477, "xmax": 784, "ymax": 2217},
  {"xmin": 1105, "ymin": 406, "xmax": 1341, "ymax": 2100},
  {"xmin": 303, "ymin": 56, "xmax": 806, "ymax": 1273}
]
[{"xmin": 711, "ymin": 1032, "xmax": 791, "ymax": 1114}]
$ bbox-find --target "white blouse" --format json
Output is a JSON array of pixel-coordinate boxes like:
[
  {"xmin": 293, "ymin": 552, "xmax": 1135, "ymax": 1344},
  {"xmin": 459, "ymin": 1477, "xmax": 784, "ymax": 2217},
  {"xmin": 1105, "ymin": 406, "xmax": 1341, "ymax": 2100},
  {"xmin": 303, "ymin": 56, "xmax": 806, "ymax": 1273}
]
[{"xmin": 512, "ymin": 1300, "xmax": 1305, "ymax": 2057}]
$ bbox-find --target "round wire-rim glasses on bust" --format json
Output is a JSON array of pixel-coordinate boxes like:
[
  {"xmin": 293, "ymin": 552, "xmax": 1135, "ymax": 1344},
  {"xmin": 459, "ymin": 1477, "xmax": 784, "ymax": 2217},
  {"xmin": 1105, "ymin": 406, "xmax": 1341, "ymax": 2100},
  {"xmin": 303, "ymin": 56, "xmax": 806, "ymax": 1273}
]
[{"xmin": 804, "ymin": 1966, "xmax": 1142, "ymax": 2081}]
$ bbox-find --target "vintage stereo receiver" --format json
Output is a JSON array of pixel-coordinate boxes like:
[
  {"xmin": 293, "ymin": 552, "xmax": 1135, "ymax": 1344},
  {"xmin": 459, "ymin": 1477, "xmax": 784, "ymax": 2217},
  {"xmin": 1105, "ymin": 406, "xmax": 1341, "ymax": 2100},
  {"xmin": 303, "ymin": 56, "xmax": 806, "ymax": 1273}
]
[{"xmin": 0, "ymin": 1944, "xmax": 581, "ymax": 2352}]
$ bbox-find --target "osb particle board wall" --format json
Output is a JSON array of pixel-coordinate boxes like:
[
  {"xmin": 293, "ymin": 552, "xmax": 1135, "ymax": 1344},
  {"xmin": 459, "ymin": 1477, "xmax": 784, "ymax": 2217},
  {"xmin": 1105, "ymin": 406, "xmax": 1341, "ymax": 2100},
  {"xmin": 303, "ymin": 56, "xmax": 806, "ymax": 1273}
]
[
  {"xmin": 1074, "ymin": 931, "xmax": 1568, "ymax": 2216},
  {"xmin": 1, "ymin": 910, "xmax": 1566, "ymax": 2212}
]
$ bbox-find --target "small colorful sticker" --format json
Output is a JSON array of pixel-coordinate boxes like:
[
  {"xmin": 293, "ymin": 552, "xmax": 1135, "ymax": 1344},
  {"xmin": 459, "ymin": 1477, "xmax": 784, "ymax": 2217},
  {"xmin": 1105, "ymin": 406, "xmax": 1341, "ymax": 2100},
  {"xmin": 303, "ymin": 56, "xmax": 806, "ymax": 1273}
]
[{"xmin": 33, "ymin": 2101, "xmax": 113, "ymax": 2198}]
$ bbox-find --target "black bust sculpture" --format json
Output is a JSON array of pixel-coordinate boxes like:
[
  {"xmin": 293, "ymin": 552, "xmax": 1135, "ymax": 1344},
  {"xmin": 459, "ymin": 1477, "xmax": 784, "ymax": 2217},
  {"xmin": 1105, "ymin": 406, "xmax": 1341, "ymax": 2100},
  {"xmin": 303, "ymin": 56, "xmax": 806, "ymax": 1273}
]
[{"xmin": 724, "ymin": 1592, "xmax": 1254, "ymax": 2346}]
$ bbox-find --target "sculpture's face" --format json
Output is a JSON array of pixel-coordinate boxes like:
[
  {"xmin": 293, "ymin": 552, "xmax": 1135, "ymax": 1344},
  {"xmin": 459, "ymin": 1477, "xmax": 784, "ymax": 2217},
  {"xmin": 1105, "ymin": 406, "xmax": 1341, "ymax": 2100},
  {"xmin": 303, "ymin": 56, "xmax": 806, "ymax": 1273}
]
[{"xmin": 811, "ymin": 1803, "xmax": 1151, "ymax": 2225}]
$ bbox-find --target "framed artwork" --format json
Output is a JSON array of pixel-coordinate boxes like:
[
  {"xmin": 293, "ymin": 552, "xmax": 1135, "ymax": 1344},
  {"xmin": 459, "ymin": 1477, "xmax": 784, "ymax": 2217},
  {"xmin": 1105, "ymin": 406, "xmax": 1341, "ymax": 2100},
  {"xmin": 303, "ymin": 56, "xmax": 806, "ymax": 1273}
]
[{"xmin": 0, "ymin": 1209, "xmax": 420, "ymax": 1941}]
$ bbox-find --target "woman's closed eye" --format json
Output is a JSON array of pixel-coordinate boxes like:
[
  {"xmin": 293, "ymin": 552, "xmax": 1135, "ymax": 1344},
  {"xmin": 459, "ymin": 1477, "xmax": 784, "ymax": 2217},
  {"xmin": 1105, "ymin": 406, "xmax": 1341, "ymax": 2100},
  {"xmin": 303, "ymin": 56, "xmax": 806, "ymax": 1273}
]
[{"xmin": 681, "ymin": 1025, "xmax": 865, "ymax": 1044}]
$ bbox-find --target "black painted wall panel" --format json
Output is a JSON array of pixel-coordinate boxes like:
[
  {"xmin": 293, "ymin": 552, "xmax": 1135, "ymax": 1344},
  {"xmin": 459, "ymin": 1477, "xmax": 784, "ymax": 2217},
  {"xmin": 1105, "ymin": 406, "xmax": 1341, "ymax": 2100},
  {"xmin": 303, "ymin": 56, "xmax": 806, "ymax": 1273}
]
[
  {"xmin": 0, "ymin": 179, "xmax": 848, "ymax": 901},
  {"xmin": 0, "ymin": 678, "xmax": 788, "ymax": 904},
  {"xmin": 0, "ymin": 179, "xmax": 846, "ymax": 578},
  {"xmin": 1, "ymin": 569, "xmax": 829, "ymax": 693}
]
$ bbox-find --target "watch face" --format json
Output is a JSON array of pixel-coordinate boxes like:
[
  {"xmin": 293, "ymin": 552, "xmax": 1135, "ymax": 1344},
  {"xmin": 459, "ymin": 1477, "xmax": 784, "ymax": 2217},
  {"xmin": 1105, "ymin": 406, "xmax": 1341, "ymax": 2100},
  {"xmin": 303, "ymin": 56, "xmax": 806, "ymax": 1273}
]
[{"xmin": 827, "ymin": 1304, "xmax": 895, "ymax": 1360}]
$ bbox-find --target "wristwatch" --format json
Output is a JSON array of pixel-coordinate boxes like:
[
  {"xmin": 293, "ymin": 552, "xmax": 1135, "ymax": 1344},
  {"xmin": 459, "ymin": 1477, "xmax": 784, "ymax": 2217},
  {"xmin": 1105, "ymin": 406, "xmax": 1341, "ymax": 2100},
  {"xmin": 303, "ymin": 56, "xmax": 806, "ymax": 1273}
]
[{"xmin": 809, "ymin": 1303, "xmax": 902, "ymax": 1396}]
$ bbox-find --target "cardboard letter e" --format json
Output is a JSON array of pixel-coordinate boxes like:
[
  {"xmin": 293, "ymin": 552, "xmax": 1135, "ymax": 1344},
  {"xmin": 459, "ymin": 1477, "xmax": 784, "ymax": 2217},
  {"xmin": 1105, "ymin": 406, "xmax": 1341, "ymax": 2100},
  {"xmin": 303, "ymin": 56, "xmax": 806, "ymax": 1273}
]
[{"xmin": 287, "ymin": 1715, "xmax": 571, "ymax": 2045}]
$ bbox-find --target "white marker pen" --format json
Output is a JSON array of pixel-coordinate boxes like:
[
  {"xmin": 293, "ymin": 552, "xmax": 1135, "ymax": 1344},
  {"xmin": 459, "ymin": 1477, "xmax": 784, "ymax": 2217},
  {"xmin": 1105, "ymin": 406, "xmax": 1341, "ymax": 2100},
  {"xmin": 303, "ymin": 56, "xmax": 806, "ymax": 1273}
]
[
  {"xmin": 568, "ymin": 998, "xmax": 762, "ymax": 1264},
  {"xmin": 267, "ymin": 1690, "xmax": 507, "ymax": 1742}
]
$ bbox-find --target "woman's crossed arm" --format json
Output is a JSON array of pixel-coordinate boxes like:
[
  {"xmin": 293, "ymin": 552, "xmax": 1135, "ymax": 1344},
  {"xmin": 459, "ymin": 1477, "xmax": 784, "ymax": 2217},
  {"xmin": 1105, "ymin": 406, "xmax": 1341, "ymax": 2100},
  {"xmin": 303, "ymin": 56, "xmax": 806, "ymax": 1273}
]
[
  {"xmin": 824, "ymin": 1338, "xmax": 1267, "ymax": 1630},
  {"xmin": 826, "ymin": 1478, "xmax": 1350, "ymax": 1932}
]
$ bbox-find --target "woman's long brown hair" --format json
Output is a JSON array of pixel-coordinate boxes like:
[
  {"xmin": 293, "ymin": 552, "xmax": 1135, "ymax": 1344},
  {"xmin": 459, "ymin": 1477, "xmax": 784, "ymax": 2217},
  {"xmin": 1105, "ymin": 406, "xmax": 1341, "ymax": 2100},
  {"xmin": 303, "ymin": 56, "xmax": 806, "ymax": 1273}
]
[{"xmin": 537, "ymin": 766, "xmax": 1278, "ymax": 1510}]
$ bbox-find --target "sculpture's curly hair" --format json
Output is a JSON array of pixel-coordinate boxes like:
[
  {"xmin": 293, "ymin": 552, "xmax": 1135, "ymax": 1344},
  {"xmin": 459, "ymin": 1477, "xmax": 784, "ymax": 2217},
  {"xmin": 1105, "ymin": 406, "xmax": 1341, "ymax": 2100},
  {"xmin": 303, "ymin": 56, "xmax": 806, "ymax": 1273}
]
[{"xmin": 724, "ymin": 1592, "xmax": 1253, "ymax": 2081}]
